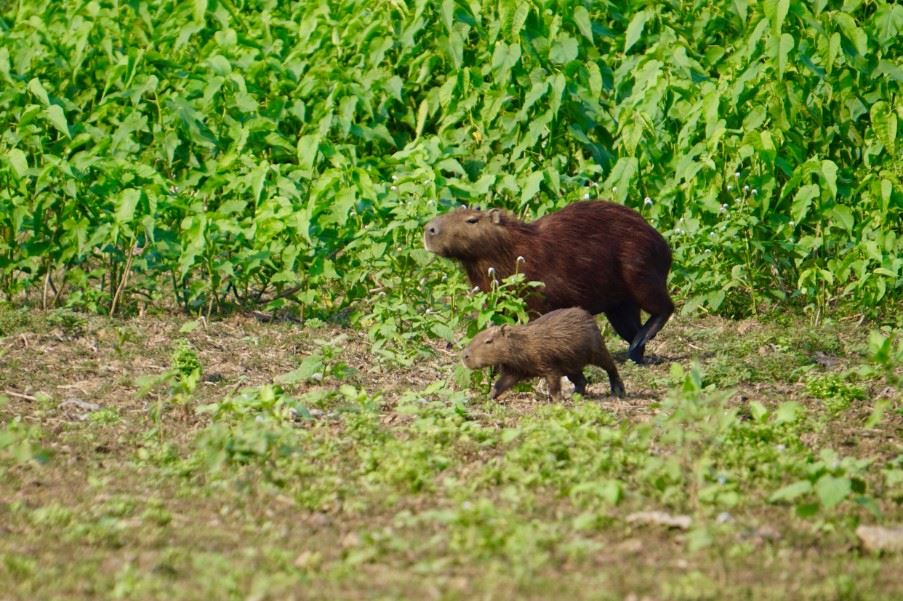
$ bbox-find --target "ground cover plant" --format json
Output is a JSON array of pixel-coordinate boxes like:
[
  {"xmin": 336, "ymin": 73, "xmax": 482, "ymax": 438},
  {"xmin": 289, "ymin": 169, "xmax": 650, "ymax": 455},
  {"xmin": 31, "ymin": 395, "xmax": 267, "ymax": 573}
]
[{"xmin": 1, "ymin": 0, "xmax": 901, "ymax": 599}]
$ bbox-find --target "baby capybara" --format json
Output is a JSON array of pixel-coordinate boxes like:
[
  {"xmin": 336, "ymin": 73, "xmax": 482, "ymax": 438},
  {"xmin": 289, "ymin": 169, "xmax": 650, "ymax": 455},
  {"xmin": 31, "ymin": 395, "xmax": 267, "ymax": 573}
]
[
  {"xmin": 461, "ymin": 307, "xmax": 626, "ymax": 401},
  {"xmin": 424, "ymin": 201, "xmax": 673, "ymax": 364}
]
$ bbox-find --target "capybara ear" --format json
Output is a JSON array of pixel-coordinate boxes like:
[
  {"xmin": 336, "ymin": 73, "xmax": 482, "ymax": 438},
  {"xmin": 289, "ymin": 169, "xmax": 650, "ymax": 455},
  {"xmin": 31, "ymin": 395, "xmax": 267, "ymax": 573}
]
[
  {"xmin": 499, "ymin": 324, "xmax": 509, "ymax": 336},
  {"xmin": 489, "ymin": 208, "xmax": 502, "ymax": 224}
]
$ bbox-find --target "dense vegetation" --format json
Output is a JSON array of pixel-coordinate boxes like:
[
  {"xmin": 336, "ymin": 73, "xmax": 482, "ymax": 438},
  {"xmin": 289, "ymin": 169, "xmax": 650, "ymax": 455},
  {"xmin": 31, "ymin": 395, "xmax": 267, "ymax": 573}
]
[
  {"xmin": 1, "ymin": 1, "xmax": 901, "ymax": 599},
  {"xmin": 1, "ymin": 0, "xmax": 900, "ymax": 330}
]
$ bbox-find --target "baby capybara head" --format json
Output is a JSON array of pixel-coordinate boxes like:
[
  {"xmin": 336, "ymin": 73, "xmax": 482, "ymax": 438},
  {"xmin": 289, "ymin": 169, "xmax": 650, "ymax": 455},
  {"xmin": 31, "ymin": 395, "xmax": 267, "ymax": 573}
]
[
  {"xmin": 461, "ymin": 325, "xmax": 511, "ymax": 369},
  {"xmin": 424, "ymin": 207, "xmax": 516, "ymax": 259}
]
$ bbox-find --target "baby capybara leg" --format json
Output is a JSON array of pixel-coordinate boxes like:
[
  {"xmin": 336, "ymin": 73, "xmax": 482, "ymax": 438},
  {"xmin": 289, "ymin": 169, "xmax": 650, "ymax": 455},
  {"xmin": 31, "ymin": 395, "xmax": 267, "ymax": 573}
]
[
  {"xmin": 566, "ymin": 371, "xmax": 587, "ymax": 395},
  {"xmin": 546, "ymin": 375, "xmax": 564, "ymax": 402},
  {"xmin": 594, "ymin": 345, "xmax": 626, "ymax": 398},
  {"xmin": 491, "ymin": 370, "xmax": 521, "ymax": 400}
]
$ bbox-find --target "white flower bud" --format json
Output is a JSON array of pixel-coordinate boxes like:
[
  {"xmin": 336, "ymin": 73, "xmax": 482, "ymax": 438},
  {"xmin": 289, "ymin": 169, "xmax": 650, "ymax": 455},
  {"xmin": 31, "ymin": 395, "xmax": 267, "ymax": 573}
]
[{"xmin": 644, "ymin": 197, "xmax": 653, "ymax": 206}]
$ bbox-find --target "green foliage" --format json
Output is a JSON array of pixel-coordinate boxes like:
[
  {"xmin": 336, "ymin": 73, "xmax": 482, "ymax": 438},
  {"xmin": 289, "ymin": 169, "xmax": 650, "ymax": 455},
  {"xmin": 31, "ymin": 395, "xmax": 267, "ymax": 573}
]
[
  {"xmin": 170, "ymin": 338, "xmax": 201, "ymax": 379},
  {"xmin": 769, "ymin": 449, "xmax": 876, "ymax": 517},
  {"xmin": 0, "ymin": 412, "xmax": 50, "ymax": 472},
  {"xmin": 805, "ymin": 372, "xmax": 866, "ymax": 414},
  {"xmin": 0, "ymin": 0, "xmax": 898, "ymax": 325}
]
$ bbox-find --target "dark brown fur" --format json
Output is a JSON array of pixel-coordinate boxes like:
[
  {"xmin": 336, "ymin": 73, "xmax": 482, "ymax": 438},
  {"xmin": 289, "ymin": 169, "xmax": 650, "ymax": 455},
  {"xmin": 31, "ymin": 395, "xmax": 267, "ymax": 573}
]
[
  {"xmin": 425, "ymin": 201, "xmax": 673, "ymax": 363},
  {"xmin": 461, "ymin": 308, "xmax": 626, "ymax": 401}
]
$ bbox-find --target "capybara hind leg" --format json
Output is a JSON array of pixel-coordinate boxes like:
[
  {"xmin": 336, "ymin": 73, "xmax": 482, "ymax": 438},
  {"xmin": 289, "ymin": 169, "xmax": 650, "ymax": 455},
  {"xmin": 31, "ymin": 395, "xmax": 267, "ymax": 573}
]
[
  {"xmin": 593, "ymin": 345, "xmax": 626, "ymax": 397},
  {"xmin": 566, "ymin": 371, "xmax": 587, "ymax": 395},
  {"xmin": 546, "ymin": 374, "xmax": 564, "ymax": 402},
  {"xmin": 491, "ymin": 370, "xmax": 521, "ymax": 400}
]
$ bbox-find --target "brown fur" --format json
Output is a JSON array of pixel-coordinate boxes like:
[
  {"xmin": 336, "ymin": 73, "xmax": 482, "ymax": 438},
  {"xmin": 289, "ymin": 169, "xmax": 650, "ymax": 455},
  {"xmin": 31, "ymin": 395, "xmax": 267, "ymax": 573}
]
[
  {"xmin": 425, "ymin": 201, "xmax": 673, "ymax": 363},
  {"xmin": 461, "ymin": 308, "xmax": 626, "ymax": 401}
]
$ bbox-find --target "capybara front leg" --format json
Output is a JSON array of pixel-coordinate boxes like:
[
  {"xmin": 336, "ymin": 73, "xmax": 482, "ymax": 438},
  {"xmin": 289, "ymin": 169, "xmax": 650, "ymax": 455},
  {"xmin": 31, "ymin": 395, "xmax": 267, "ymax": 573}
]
[
  {"xmin": 606, "ymin": 302, "xmax": 642, "ymax": 348},
  {"xmin": 491, "ymin": 370, "xmax": 521, "ymax": 400},
  {"xmin": 629, "ymin": 308, "xmax": 673, "ymax": 364}
]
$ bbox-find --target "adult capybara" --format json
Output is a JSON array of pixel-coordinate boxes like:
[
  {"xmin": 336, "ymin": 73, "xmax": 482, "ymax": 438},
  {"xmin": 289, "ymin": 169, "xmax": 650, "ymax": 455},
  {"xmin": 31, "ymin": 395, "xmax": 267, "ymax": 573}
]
[
  {"xmin": 424, "ymin": 200, "xmax": 673, "ymax": 363},
  {"xmin": 461, "ymin": 307, "xmax": 626, "ymax": 401}
]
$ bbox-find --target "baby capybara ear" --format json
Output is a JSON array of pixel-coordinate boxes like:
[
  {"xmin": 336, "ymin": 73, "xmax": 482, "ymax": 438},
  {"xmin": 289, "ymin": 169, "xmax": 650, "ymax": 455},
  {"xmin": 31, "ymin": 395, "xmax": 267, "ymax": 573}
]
[
  {"xmin": 499, "ymin": 324, "xmax": 510, "ymax": 337},
  {"xmin": 489, "ymin": 208, "xmax": 502, "ymax": 224}
]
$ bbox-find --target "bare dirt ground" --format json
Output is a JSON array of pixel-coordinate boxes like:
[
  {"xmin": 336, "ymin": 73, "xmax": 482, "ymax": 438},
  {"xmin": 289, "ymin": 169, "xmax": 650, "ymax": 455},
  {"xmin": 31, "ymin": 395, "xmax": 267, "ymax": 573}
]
[{"xmin": 1, "ymin": 307, "xmax": 901, "ymax": 600}]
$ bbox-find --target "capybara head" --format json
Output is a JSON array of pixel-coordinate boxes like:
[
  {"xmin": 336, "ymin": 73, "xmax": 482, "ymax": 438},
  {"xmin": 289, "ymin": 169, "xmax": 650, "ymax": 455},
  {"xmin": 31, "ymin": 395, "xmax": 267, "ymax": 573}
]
[
  {"xmin": 461, "ymin": 325, "xmax": 512, "ymax": 369},
  {"xmin": 424, "ymin": 207, "xmax": 518, "ymax": 260}
]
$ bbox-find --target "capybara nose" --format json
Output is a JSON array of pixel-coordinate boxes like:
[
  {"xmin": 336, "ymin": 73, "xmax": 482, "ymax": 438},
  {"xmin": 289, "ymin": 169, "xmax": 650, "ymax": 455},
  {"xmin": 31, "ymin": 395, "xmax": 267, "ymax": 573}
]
[{"xmin": 426, "ymin": 224, "xmax": 439, "ymax": 236}]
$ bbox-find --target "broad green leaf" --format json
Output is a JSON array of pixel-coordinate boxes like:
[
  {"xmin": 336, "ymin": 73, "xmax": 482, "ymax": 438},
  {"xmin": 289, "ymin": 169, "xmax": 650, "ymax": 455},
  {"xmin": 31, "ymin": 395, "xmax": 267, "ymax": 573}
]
[
  {"xmin": 296, "ymin": 134, "xmax": 320, "ymax": 175},
  {"xmin": 550, "ymin": 35, "xmax": 579, "ymax": 64},
  {"xmin": 441, "ymin": 0, "xmax": 454, "ymax": 32},
  {"xmin": 821, "ymin": 160, "xmax": 838, "ymax": 199},
  {"xmin": 491, "ymin": 41, "xmax": 521, "ymax": 79},
  {"xmin": 829, "ymin": 205, "xmax": 854, "ymax": 232},
  {"xmin": 870, "ymin": 101, "xmax": 897, "ymax": 155},
  {"xmin": 769, "ymin": 480, "xmax": 812, "ymax": 503},
  {"xmin": 763, "ymin": 0, "xmax": 789, "ymax": 35},
  {"xmin": 275, "ymin": 354, "xmax": 324, "ymax": 384},
  {"xmin": 249, "ymin": 161, "xmax": 268, "ymax": 205},
  {"xmin": 520, "ymin": 170, "xmax": 544, "ymax": 204},
  {"xmin": 430, "ymin": 322, "xmax": 454, "ymax": 341},
  {"xmin": 749, "ymin": 401, "xmax": 769, "ymax": 422},
  {"xmin": 777, "ymin": 33, "xmax": 794, "ymax": 78},
  {"xmin": 7, "ymin": 148, "xmax": 28, "ymax": 178},
  {"xmin": 573, "ymin": 6, "xmax": 593, "ymax": 42},
  {"xmin": 46, "ymin": 105, "xmax": 70, "ymax": 138},
  {"xmin": 775, "ymin": 401, "xmax": 804, "ymax": 424},
  {"xmin": 815, "ymin": 475, "xmax": 851, "ymax": 509},
  {"xmin": 549, "ymin": 73, "xmax": 566, "ymax": 117},
  {"xmin": 791, "ymin": 185, "xmax": 819, "ymax": 223},
  {"xmin": 116, "ymin": 188, "xmax": 141, "ymax": 224},
  {"xmin": 625, "ymin": 10, "xmax": 652, "ymax": 53},
  {"xmin": 207, "ymin": 54, "xmax": 230, "ymax": 76},
  {"xmin": 587, "ymin": 61, "xmax": 603, "ymax": 97},
  {"xmin": 509, "ymin": 2, "xmax": 530, "ymax": 37},
  {"xmin": 834, "ymin": 13, "xmax": 868, "ymax": 56},
  {"xmin": 415, "ymin": 99, "xmax": 429, "ymax": 139},
  {"xmin": 28, "ymin": 78, "xmax": 50, "ymax": 105},
  {"xmin": 193, "ymin": 0, "xmax": 207, "ymax": 22},
  {"xmin": 872, "ymin": 5, "xmax": 903, "ymax": 47},
  {"xmin": 605, "ymin": 157, "xmax": 638, "ymax": 202},
  {"xmin": 826, "ymin": 32, "xmax": 840, "ymax": 72}
]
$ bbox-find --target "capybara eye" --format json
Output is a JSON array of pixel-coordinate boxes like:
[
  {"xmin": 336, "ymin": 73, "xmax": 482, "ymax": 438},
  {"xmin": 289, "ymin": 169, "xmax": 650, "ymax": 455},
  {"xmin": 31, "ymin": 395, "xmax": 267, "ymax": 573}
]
[
  {"xmin": 465, "ymin": 216, "xmax": 480, "ymax": 224},
  {"xmin": 485, "ymin": 338, "xmax": 492, "ymax": 344}
]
